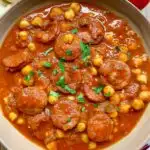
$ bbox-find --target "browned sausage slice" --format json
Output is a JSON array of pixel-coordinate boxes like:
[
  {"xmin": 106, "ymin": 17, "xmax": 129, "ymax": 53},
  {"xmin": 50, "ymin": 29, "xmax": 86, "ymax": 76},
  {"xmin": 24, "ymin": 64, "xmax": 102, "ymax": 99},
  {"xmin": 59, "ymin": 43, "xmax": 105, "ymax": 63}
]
[
  {"xmin": 87, "ymin": 113, "xmax": 113, "ymax": 142},
  {"xmin": 84, "ymin": 84, "xmax": 105, "ymax": 102},
  {"xmin": 51, "ymin": 99, "xmax": 80, "ymax": 131},
  {"xmin": 99, "ymin": 60, "xmax": 131, "ymax": 90},
  {"xmin": 2, "ymin": 51, "xmax": 32, "ymax": 72},
  {"xmin": 16, "ymin": 87, "xmax": 47, "ymax": 115},
  {"xmin": 54, "ymin": 33, "xmax": 81, "ymax": 61}
]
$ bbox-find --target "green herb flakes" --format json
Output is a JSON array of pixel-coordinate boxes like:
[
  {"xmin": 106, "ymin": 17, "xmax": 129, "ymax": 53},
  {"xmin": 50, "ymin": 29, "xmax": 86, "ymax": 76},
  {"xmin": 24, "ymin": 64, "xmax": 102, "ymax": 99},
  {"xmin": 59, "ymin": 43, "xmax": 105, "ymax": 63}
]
[
  {"xmin": 58, "ymin": 59, "xmax": 65, "ymax": 73},
  {"xmin": 43, "ymin": 47, "xmax": 53, "ymax": 56},
  {"xmin": 93, "ymin": 85, "xmax": 104, "ymax": 94},
  {"xmin": 71, "ymin": 28, "xmax": 78, "ymax": 34},
  {"xmin": 72, "ymin": 65, "xmax": 78, "ymax": 71},
  {"xmin": 104, "ymin": 92, "xmax": 111, "ymax": 97},
  {"xmin": 81, "ymin": 106, "xmax": 86, "ymax": 112},
  {"xmin": 66, "ymin": 49, "xmax": 72, "ymax": 56},
  {"xmin": 52, "ymin": 69, "xmax": 58, "ymax": 76},
  {"xmin": 49, "ymin": 91, "xmax": 60, "ymax": 97},
  {"xmin": 80, "ymin": 41, "xmax": 90, "ymax": 62},
  {"xmin": 67, "ymin": 117, "xmax": 71, "ymax": 123},
  {"xmin": 77, "ymin": 94, "xmax": 85, "ymax": 104},
  {"xmin": 24, "ymin": 71, "xmax": 34, "ymax": 81},
  {"xmin": 64, "ymin": 85, "xmax": 76, "ymax": 94},
  {"xmin": 93, "ymin": 103, "xmax": 99, "ymax": 108},
  {"xmin": 37, "ymin": 70, "xmax": 43, "ymax": 77},
  {"xmin": 42, "ymin": 62, "xmax": 51, "ymax": 68}
]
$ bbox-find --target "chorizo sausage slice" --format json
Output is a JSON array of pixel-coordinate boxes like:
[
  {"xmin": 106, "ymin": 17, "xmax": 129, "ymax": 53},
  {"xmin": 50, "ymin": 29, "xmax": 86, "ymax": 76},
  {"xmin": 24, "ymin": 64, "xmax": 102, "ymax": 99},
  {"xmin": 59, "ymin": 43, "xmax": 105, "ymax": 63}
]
[
  {"xmin": 51, "ymin": 99, "xmax": 80, "ymax": 131},
  {"xmin": 99, "ymin": 60, "xmax": 131, "ymax": 90},
  {"xmin": 2, "ymin": 51, "xmax": 32, "ymax": 72},
  {"xmin": 87, "ymin": 113, "xmax": 113, "ymax": 142},
  {"xmin": 84, "ymin": 84, "xmax": 105, "ymax": 102},
  {"xmin": 54, "ymin": 33, "xmax": 81, "ymax": 61},
  {"xmin": 16, "ymin": 87, "xmax": 47, "ymax": 115}
]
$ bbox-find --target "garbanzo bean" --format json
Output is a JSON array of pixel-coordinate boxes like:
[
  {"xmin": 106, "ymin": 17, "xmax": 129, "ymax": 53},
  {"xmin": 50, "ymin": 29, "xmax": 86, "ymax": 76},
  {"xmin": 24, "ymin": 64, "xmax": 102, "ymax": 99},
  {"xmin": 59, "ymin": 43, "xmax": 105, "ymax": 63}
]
[
  {"xmin": 70, "ymin": 3, "xmax": 81, "ymax": 14},
  {"xmin": 132, "ymin": 68, "xmax": 142, "ymax": 75},
  {"xmin": 17, "ymin": 117, "xmax": 25, "ymax": 125},
  {"xmin": 109, "ymin": 111, "xmax": 118, "ymax": 118},
  {"xmin": 77, "ymin": 122, "xmax": 86, "ymax": 132},
  {"xmin": 21, "ymin": 65, "xmax": 33, "ymax": 75},
  {"xmin": 64, "ymin": 8, "xmax": 75, "ymax": 21},
  {"xmin": 81, "ymin": 133, "xmax": 89, "ymax": 143},
  {"xmin": 56, "ymin": 129, "xmax": 64, "ymax": 139},
  {"xmin": 139, "ymin": 91, "xmax": 150, "ymax": 102},
  {"xmin": 119, "ymin": 104, "xmax": 131, "ymax": 113},
  {"xmin": 110, "ymin": 93, "xmax": 120, "ymax": 105},
  {"xmin": 50, "ymin": 7, "xmax": 64, "ymax": 19},
  {"xmin": 88, "ymin": 142, "xmax": 97, "ymax": 150},
  {"xmin": 3, "ymin": 97, "xmax": 9, "ymax": 104},
  {"xmin": 132, "ymin": 57, "xmax": 143, "ymax": 67},
  {"xmin": 31, "ymin": 16, "xmax": 43, "ymax": 27},
  {"xmin": 67, "ymin": 96, "xmax": 75, "ymax": 101},
  {"xmin": 63, "ymin": 34, "xmax": 74, "ymax": 44},
  {"xmin": 119, "ymin": 52, "xmax": 128, "ymax": 62},
  {"xmin": 93, "ymin": 55, "xmax": 103, "ymax": 67},
  {"xmin": 103, "ymin": 85, "xmax": 115, "ymax": 97},
  {"xmin": 90, "ymin": 67, "xmax": 98, "ymax": 76},
  {"xmin": 19, "ymin": 19, "xmax": 30, "ymax": 29},
  {"xmin": 48, "ymin": 95, "xmax": 58, "ymax": 105},
  {"xmin": 28, "ymin": 42, "xmax": 36, "ymax": 52},
  {"xmin": 46, "ymin": 141, "xmax": 57, "ymax": 150},
  {"xmin": 19, "ymin": 31, "xmax": 28, "ymax": 41},
  {"xmin": 137, "ymin": 74, "xmax": 148, "ymax": 84},
  {"xmin": 104, "ymin": 32, "xmax": 114, "ymax": 42},
  {"xmin": 132, "ymin": 99, "xmax": 144, "ymax": 110},
  {"xmin": 9, "ymin": 112, "xmax": 18, "ymax": 122}
]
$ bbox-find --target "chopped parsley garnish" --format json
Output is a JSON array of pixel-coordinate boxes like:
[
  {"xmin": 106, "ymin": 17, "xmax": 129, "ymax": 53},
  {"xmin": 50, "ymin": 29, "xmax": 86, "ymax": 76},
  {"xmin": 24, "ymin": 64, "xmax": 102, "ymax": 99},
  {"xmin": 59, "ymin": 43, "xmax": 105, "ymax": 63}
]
[
  {"xmin": 37, "ymin": 70, "xmax": 43, "ymax": 77},
  {"xmin": 77, "ymin": 94, "xmax": 85, "ymax": 104},
  {"xmin": 93, "ymin": 85, "xmax": 104, "ymax": 94},
  {"xmin": 43, "ymin": 47, "xmax": 53, "ymax": 56},
  {"xmin": 52, "ymin": 69, "xmax": 58, "ymax": 76},
  {"xmin": 93, "ymin": 103, "xmax": 99, "ymax": 108},
  {"xmin": 71, "ymin": 28, "xmax": 78, "ymax": 34},
  {"xmin": 49, "ymin": 91, "xmax": 60, "ymax": 97},
  {"xmin": 80, "ymin": 41, "xmax": 90, "ymax": 62},
  {"xmin": 81, "ymin": 106, "xmax": 86, "ymax": 112},
  {"xmin": 58, "ymin": 59, "xmax": 65, "ymax": 73},
  {"xmin": 104, "ymin": 92, "xmax": 111, "ymax": 97},
  {"xmin": 42, "ymin": 62, "xmax": 51, "ymax": 68},
  {"xmin": 66, "ymin": 49, "xmax": 72, "ymax": 56},
  {"xmin": 56, "ymin": 76, "xmax": 76, "ymax": 94},
  {"xmin": 24, "ymin": 71, "xmax": 34, "ymax": 81},
  {"xmin": 72, "ymin": 65, "xmax": 78, "ymax": 71},
  {"xmin": 67, "ymin": 117, "xmax": 71, "ymax": 123}
]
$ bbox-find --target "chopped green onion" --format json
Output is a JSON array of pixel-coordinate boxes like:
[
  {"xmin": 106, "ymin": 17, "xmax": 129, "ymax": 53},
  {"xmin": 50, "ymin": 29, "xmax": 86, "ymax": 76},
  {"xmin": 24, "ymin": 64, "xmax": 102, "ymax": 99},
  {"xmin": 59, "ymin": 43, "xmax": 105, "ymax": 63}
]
[
  {"xmin": 52, "ymin": 69, "xmax": 58, "ymax": 76},
  {"xmin": 56, "ymin": 76, "xmax": 65, "ymax": 88},
  {"xmin": 49, "ymin": 91, "xmax": 60, "ymax": 97},
  {"xmin": 77, "ymin": 94, "xmax": 85, "ymax": 104},
  {"xmin": 67, "ymin": 117, "xmax": 71, "ymax": 123},
  {"xmin": 72, "ymin": 65, "xmax": 78, "ymax": 71},
  {"xmin": 71, "ymin": 28, "xmax": 78, "ymax": 34},
  {"xmin": 93, "ymin": 85, "xmax": 104, "ymax": 94},
  {"xmin": 66, "ymin": 49, "xmax": 72, "ymax": 56},
  {"xmin": 42, "ymin": 62, "xmax": 51, "ymax": 68},
  {"xmin": 58, "ymin": 59, "xmax": 65, "ymax": 73},
  {"xmin": 80, "ymin": 41, "xmax": 90, "ymax": 62},
  {"xmin": 81, "ymin": 106, "xmax": 86, "ymax": 112},
  {"xmin": 104, "ymin": 92, "xmax": 111, "ymax": 97},
  {"xmin": 93, "ymin": 103, "xmax": 99, "ymax": 108},
  {"xmin": 24, "ymin": 71, "xmax": 34, "ymax": 81},
  {"xmin": 64, "ymin": 85, "xmax": 76, "ymax": 94},
  {"xmin": 42, "ymin": 47, "xmax": 53, "ymax": 56}
]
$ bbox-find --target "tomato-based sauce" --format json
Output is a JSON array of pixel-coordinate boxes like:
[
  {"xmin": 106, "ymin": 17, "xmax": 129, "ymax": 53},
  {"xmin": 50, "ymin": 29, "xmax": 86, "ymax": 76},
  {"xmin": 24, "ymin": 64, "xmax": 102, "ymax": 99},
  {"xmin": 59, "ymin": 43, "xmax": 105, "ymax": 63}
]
[{"xmin": 0, "ymin": 2, "xmax": 150, "ymax": 150}]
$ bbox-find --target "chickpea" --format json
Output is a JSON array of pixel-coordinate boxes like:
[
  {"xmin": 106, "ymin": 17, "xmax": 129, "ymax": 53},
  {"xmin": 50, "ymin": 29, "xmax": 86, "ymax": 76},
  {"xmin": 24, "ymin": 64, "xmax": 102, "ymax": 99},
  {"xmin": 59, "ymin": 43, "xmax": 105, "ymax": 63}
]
[
  {"xmin": 90, "ymin": 67, "xmax": 97, "ymax": 76},
  {"xmin": 17, "ymin": 117, "xmax": 25, "ymax": 125},
  {"xmin": 77, "ymin": 122, "xmax": 86, "ymax": 132},
  {"xmin": 48, "ymin": 95, "xmax": 58, "ymax": 105},
  {"xmin": 139, "ymin": 91, "xmax": 150, "ymax": 102},
  {"xmin": 21, "ymin": 65, "xmax": 33, "ymax": 75},
  {"xmin": 19, "ymin": 19, "xmax": 30, "ymax": 29},
  {"xmin": 119, "ymin": 52, "xmax": 128, "ymax": 62},
  {"xmin": 93, "ymin": 55, "xmax": 103, "ymax": 67},
  {"xmin": 22, "ymin": 77, "xmax": 34, "ymax": 86},
  {"xmin": 50, "ymin": 7, "xmax": 64, "ymax": 19},
  {"xmin": 110, "ymin": 93, "xmax": 120, "ymax": 105},
  {"xmin": 63, "ymin": 34, "xmax": 74, "ymax": 44},
  {"xmin": 132, "ymin": 99, "xmax": 144, "ymax": 110},
  {"xmin": 112, "ymin": 38, "xmax": 119, "ymax": 46},
  {"xmin": 56, "ymin": 129, "xmax": 64, "ymax": 139},
  {"xmin": 137, "ymin": 74, "xmax": 147, "ymax": 84},
  {"xmin": 128, "ymin": 40, "xmax": 137, "ymax": 50},
  {"xmin": 65, "ymin": 8, "xmax": 75, "ymax": 21},
  {"xmin": 132, "ymin": 57, "xmax": 143, "ymax": 67},
  {"xmin": 119, "ymin": 104, "xmax": 131, "ymax": 113},
  {"xmin": 70, "ymin": 3, "xmax": 81, "ymax": 14},
  {"xmin": 109, "ymin": 111, "xmax": 118, "ymax": 118},
  {"xmin": 81, "ymin": 133, "xmax": 89, "ymax": 143},
  {"xmin": 28, "ymin": 42, "xmax": 36, "ymax": 51},
  {"xmin": 19, "ymin": 31, "xmax": 28, "ymax": 41},
  {"xmin": 119, "ymin": 45, "xmax": 128, "ymax": 53},
  {"xmin": 31, "ymin": 16, "xmax": 43, "ymax": 27},
  {"xmin": 60, "ymin": 22, "xmax": 72, "ymax": 32},
  {"xmin": 104, "ymin": 32, "xmax": 114, "ymax": 42},
  {"xmin": 46, "ymin": 141, "xmax": 57, "ymax": 150},
  {"xmin": 67, "ymin": 96, "xmax": 75, "ymax": 101},
  {"xmin": 3, "ymin": 97, "xmax": 9, "ymax": 104},
  {"xmin": 103, "ymin": 85, "xmax": 115, "ymax": 97},
  {"xmin": 9, "ymin": 112, "xmax": 18, "ymax": 122},
  {"xmin": 132, "ymin": 69, "xmax": 142, "ymax": 75},
  {"xmin": 88, "ymin": 142, "xmax": 97, "ymax": 150}
]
